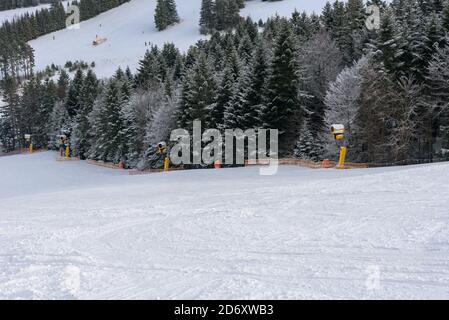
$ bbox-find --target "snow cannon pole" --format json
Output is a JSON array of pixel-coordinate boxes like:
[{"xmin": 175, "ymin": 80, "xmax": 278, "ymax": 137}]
[
  {"xmin": 331, "ymin": 124, "xmax": 348, "ymax": 169},
  {"xmin": 336, "ymin": 146, "xmax": 347, "ymax": 169},
  {"xmin": 164, "ymin": 157, "xmax": 170, "ymax": 172},
  {"xmin": 25, "ymin": 134, "xmax": 32, "ymax": 154},
  {"xmin": 157, "ymin": 142, "xmax": 170, "ymax": 172}
]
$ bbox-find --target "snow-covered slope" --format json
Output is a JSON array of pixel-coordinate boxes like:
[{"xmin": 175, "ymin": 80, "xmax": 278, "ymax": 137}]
[
  {"xmin": 28, "ymin": 0, "xmax": 331, "ymax": 78},
  {"xmin": 0, "ymin": 1, "xmax": 70, "ymax": 23},
  {"xmin": 0, "ymin": 152, "xmax": 448, "ymax": 299}
]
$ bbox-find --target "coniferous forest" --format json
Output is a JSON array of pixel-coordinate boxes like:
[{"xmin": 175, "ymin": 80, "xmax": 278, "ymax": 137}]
[
  {"xmin": 0, "ymin": 0, "xmax": 130, "ymax": 79},
  {"xmin": 1, "ymin": 0, "xmax": 449, "ymax": 169},
  {"xmin": 0, "ymin": 1, "xmax": 50, "ymax": 11}
]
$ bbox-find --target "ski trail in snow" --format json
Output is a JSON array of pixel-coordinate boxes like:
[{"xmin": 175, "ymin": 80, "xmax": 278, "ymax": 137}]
[{"xmin": 0, "ymin": 152, "xmax": 448, "ymax": 299}]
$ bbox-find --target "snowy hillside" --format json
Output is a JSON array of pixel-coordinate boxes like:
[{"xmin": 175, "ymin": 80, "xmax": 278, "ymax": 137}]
[
  {"xmin": 28, "ymin": 0, "xmax": 331, "ymax": 78},
  {"xmin": 0, "ymin": 1, "xmax": 70, "ymax": 23},
  {"xmin": 0, "ymin": 152, "xmax": 448, "ymax": 299}
]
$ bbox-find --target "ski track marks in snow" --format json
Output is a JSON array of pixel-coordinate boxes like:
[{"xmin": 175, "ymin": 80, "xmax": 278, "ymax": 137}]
[
  {"xmin": 28, "ymin": 0, "xmax": 333, "ymax": 78},
  {"xmin": 0, "ymin": 152, "xmax": 448, "ymax": 299}
]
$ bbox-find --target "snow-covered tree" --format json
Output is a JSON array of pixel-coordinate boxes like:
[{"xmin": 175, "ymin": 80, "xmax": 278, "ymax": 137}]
[
  {"xmin": 325, "ymin": 55, "xmax": 370, "ymax": 139},
  {"xmin": 368, "ymin": 8, "xmax": 406, "ymax": 76},
  {"xmin": 0, "ymin": 76, "xmax": 20, "ymax": 152},
  {"xmin": 141, "ymin": 89, "xmax": 180, "ymax": 169},
  {"xmin": 154, "ymin": 0, "xmax": 180, "ymax": 31},
  {"xmin": 199, "ymin": 0, "xmax": 215, "ymax": 34},
  {"xmin": 239, "ymin": 40, "xmax": 269, "ymax": 130},
  {"xmin": 65, "ymin": 69, "xmax": 84, "ymax": 119},
  {"xmin": 294, "ymin": 120, "xmax": 324, "ymax": 161},
  {"xmin": 89, "ymin": 79, "xmax": 126, "ymax": 163},
  {"xmin": 388, "ymin": 75, "xmax": 423, "ymax": 162},
  {"xmin": 71, "ymin": 70, "xmax": 99, "ymax": 159},
  {"xmin": 300, "ymin": 31, "xmax": 343, "ymax": 135},
  {"xmin": 262, "ymin": 22, "xmax": 302, "ymax": 155},
  {"xmin": 178, "ymin": 53, "xmax": 217, "ymax": 129}
]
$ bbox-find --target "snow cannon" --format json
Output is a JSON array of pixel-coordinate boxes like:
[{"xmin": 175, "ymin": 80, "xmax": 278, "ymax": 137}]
[
  {"xmin": 25, "ymin": 134, "xmax": 33, "ymax": 154},
  {"xmin": 330, "ymin": 124, "xmax": 348, "ymax": 169},
  {"xmin": 331, "ymin": 124, "xmax": 345, "ymax": 141},
  {"xmin": 157, "ymin": 141, "xmax": 167, "ymax": 155},
  {"xmin": 157, "ymin": 142, "xmax": 170, "ymax": 172}
]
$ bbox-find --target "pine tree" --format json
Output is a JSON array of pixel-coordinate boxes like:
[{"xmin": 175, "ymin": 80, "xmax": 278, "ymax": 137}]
[
  {"xmin": 90, "ymin": 79, "xmax": 125, "ymax": 162},
  {"xmin": 294, "ymin": 120, "xmax": 323, "ymax": 161},
  {"xmin": 226, "ymin": 67, "xmax": 250, "ymax": 130},
  {"xmin": 240, "ymin": 40, "xmax": 269, "ymax": 130},
  {"xmin": 214, "ymin": 0, "xmax": 241, "ymax": 32},
  {"xmin": 389, "ymin": 75, "xmax": 422, "ymax": 162},
  {"xmin": 56, "ymin": 69, "xmax": 70, "ymax": 100},
  {"xmin": 154, "ymin": 0, "xmax": 180, "ymax": 31},
  {"xmin": 166, "ymin": 0, "xmax": 180, "ymax": 25},
  {"xmin": 443, "ymin": 0, "xmax": 449, "ymax": 32},
  {"xmin": 143, "ymin": 88, "xmax": 180, "ymax": 169},
  {"xmin": 19, "ymin": 78, "xmax": 41, "ymax": 148},
  {"xmin": 65, "ymin": 69, "xmax": 84, "ymax": 119},
  {"xmin": 262, "ymin": 22, "xmax": 302, "ymax": 155},
  {"xmin": 221, "ymin": 48, "xmax": 243, "ymax": 129},
  {"xmin": 49, "ymin": 100, "xmax": 71, "ymax": 150},
  {"xmin": 352, "ymin": 63, "xmax": 397, "ymax": 163},
  {"xmin": 325, "ymin": 56, "xmax": 369, "ymax": 139},
  {"xmin": 0, "ymin": 76, "xmax": 20, "ymax": 152},
  {"xmin": 121, "ymin": 90, "xmax": 161, "ymax": 168},
  {"xmin": 369, "ymin": 8, "xmax": 406, "ymax": 76},
  {"xmin": 71, "ymin": 70, "xmax": 99, "ymax": 159},
  {"xmin": 36, "ymin": 79, "xmax": 57, "ymax": 148},
  {"xmin": 200, "ymin": 0, "xmax": 216, "ymax": 34},
  {"xmin": 300, "ymin": 31, "xmax": 343, "ymax": 135},
  {"xmin": 178, "ymin": 53, "xmax": 217, "ymax": 129},
  {"xmin": 155, "ymin": 0, "xmax": 169, "ymax": 31},
  {"xmin": 136, "ymin": 46, "xmax": 162, "ymax": 88}
]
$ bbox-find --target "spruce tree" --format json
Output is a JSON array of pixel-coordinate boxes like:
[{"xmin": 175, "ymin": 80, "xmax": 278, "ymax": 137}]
[
  {"xmin": 369, "ymin": 8, "xmax": 405, "ymax": 76},
  {"xmin": 221, "ymin": 48, "xmax": 242, "ymax": 129},
  {"xmin": 443, "ymin": 0, "xmax": 449, "ymax": 32},
  {"xmin": 94, "ymin": 80, "xmax": 124, "ymax": 162},
  {"xmin": 155, "ymin": 0, "xmax": 169, "ymax": 31},
  {"xmin": 166, "ymin": 0, "xmax": 180, "ymax": 25},
  {"xmin": 0, "ymin": 76, "xmax": 20, "ymax": 152},
  {"xmin": 200, "ymin": 0, "xmax": 215, "ymax": 34},
  {"xmin": 37, "ymin": 79, "xmax": 57, "ymax": 148},
  {"xmin": 154, "ymin": 0, "xmax": 180, "ymax": 31},
  {"xmin": 178, "ymin": 53, "xmax": 217, "ymax": 129},
  {"xmin": 65, "ymin": 69, "xmax": 84, "ymax": 119},
  {"xmin": 56, "ymin": 69, "xmax": 70, "ymax": 100},
  {"xmin": 19, "ymin": 78, "xmax": 41, "ymax": 148},
  {"xmin": 71, "ymin": 70, "xmax": 99, "ymax": 159},
  {"xmin": 136, "ymin": 46, "xmax": 161, "ymax": 88},
  {"xmin": 262, "ymin": 22, "xmax": 302, "ymax": 155},
  {"xmin": 240, "ymin": 41, "xmax": 269, "ymax": 130},
  {"xmin": 294, "ymin": 120, "xmax": 323, "ymax": 162}
]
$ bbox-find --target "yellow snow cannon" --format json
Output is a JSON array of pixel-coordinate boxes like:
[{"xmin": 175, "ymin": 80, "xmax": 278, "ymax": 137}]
[{"xmin": 331, "ymin": 124, "xmax": 348, "ymax": 169}]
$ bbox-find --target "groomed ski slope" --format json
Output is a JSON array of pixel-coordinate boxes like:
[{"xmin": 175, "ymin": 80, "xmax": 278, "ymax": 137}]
[
  {"xmin": 28, "ymin": 0, "xmax": 331, "ymax": 78},
  {"xmin": 0, "ymin": 1, "xmax": 70, "ymax": 23},
  {"xmin": 0, "ymin": 152, "xmax": 448, "ymax": 299}
]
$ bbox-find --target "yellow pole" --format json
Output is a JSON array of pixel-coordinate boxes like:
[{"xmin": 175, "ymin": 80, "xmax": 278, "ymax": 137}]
[
  {"xmin": 29, "ymin": 143, "xmax": 33, "ymax": 154},
  {"xmin": 336, "ymin": 146, "xmax": 347, "ymax": 169},
  {"xmin": 65, "ymin": 146, "xmax": 70, "ymax": 158},
  {"xmin": 164, "ymin": 157, "xmax": 170, "ymax": 172}
]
